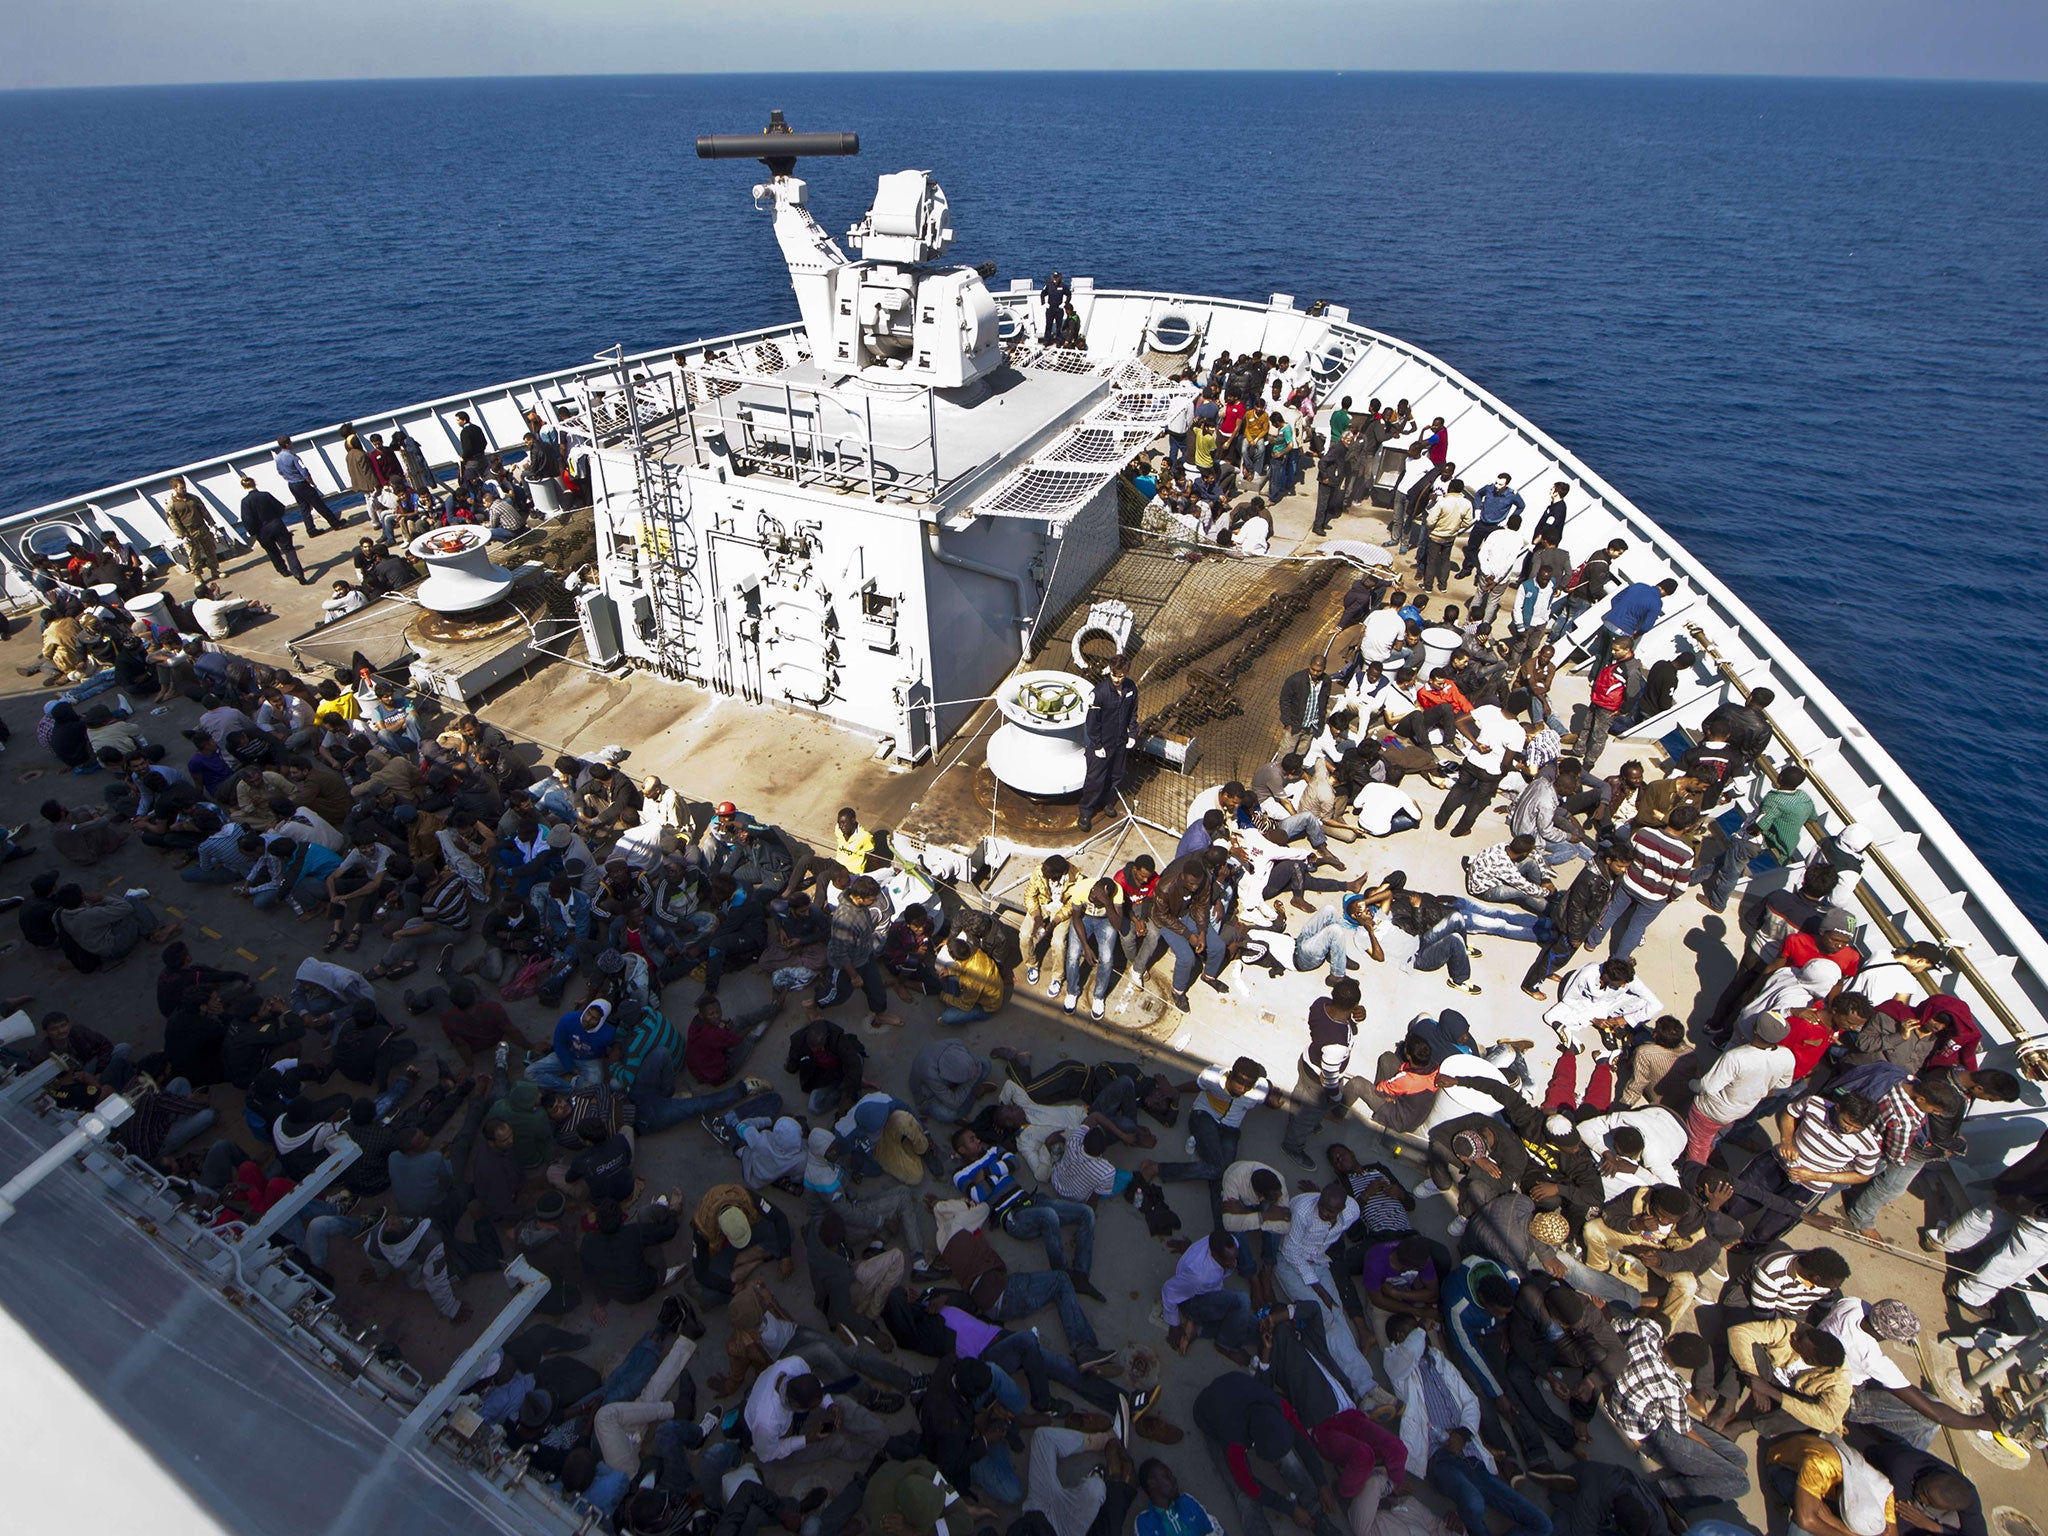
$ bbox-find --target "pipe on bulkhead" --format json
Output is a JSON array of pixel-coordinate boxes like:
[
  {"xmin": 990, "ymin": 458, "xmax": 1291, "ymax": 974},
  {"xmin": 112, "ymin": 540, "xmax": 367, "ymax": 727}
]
[{"xmin": 923, "ymin": 523, "xmax": 1036, "ymax": 661}]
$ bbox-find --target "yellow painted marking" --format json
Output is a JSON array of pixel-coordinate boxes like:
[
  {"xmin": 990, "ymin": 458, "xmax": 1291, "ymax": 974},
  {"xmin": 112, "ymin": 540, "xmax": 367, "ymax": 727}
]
[
  {"xmin": 234, "ymin": 948, "xmax": 259, "ymax": 961},
  {"xmin": 199, "ymin": 926, "xmax": 221, "ymax": 939}
]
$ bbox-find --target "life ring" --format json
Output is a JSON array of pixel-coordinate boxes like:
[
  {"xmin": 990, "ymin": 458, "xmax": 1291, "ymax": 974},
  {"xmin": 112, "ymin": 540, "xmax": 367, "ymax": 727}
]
[
  {"xmin": 996, "ymin": 306, "xmax": 1028, "ymax": 343},
  {"xmin": 1146, "ymin": 310, "xmax": 1198, "ymax": 354}
]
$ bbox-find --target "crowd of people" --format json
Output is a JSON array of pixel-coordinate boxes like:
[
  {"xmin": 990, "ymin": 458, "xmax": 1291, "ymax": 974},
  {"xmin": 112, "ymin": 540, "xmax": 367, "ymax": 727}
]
[{"xmin": 0, "ymin": 366, "xmax": 2040, "ymax": 1536}]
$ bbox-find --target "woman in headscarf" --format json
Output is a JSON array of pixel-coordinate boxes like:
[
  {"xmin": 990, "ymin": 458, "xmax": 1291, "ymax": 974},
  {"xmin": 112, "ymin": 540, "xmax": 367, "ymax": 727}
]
[{"xmin": 344, "ymin": 431, "xmax": 378, "ymax": 500}]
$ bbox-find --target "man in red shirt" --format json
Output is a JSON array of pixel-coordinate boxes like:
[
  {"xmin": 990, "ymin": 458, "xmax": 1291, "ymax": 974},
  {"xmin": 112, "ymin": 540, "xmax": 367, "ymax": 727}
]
[{"xmin": 1778, "ymin": 908, "xmax": 1862, "ymax": 980}]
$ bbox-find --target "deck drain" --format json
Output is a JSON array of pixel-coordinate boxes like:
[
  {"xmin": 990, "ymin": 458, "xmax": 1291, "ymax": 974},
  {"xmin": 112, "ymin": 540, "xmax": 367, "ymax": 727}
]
[{"xmin": 1993, "ymin": 1507, "xmax": 2038, "ymax": 1536}]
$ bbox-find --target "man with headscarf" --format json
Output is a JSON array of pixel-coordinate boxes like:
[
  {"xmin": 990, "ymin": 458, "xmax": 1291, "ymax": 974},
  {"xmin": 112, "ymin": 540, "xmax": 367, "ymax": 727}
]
[
  {"xmin": 732, "ymin": 1113, "xmax": 805, "ymax": 1190},
  {"xmin": 910, "ymin": 1038, "xmax": 993, "ymax": 1125}
]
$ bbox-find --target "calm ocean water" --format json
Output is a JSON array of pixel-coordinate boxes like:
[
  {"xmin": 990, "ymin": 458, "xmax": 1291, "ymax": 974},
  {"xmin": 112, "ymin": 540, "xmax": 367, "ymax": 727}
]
[{"xmin": 3, "ymin": 72, "xmax": 2046, "ymax": 920}]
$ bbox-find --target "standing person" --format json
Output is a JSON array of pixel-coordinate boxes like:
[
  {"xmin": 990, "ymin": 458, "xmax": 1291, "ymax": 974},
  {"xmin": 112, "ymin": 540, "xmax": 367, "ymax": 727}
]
[
  {"xmin": 1579, "ymin": 640, "xmax": 1643, "ymax": 774},
  {"xmin": 810, "ymin": 876, "xmax": 903, "ymax": 1031},
  {"xmin": 238, "ymin": 475, "xmax": 308, "ymax": 583},
  {"xmin": 1587, "ymin": 578, "xmax": 1679, "ymax": 673},
  {"xmin": 1077, "ymin": 653, "xmax": 1139, "ymax": 834},
  {"xmin": 1281, "ymin": 978, "xmax": 1367, "ymax": 1171},
  {"xmin": 1582, "ymin": 804, "xmax": 1700, "ymax": 960},
  {"xmin": 163, "ymin": 476, "xmax": 222, "ymax": 581},
  {"xmin": 1531, "ymin": 482, "xmax": 1570, "ymax": 548},
  {"xmin": 1684, "ymin": 1011, "xmax": 1797, "ymax": 1164},
  {"xmin": 1041, "ymin": 270, "xmax": 1070, "ymax": 344},
  {"xmin": 1279, "ymin": 653, "xmax": 1334, "ymax": 747},
  {"xmin": 391, "ymin": 424, "xmax": 433, "ymax": 493},
  {"xmin": 1157, "ymin": 1055, "xmax": 1271, "ymax": 1222},
  {"xmin": 274, "ymin": 435, "xmax": 346, "ymax": 535},
  {"xmin": 1418, "ymin": 480, "xmax": 1475, "ymax": 594},
  {"xmin": 455, "ymin": 411, "xmax": 489, "ymax": 480},
  {"xmin": 1459, "ymin": 472, "xmax": 1525, "ymax": 578}
]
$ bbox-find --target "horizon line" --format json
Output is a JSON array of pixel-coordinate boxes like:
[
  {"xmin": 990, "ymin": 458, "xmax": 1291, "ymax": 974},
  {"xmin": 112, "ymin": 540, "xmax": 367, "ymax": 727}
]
[{"xmin": 6, "ymin": 65, "xmax": 2048, "ymax": 94}]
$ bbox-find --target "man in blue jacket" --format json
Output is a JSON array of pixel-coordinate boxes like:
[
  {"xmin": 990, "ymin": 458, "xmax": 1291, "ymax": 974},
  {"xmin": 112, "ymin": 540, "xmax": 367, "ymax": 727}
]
[
  {"xmin": 1589, "ymin": 577, "xmax": 1678, "ymax": 672},
  {"xmin": 1077, "ymin": 652, "xmax": 1139, "ymax": 833}
]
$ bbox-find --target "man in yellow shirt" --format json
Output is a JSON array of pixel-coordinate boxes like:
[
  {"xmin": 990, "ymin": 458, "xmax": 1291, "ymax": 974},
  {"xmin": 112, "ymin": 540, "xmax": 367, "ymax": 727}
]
[
  {"xmin": 936, "ymin": 935, "xmax": 1006, "ymax": 1026},
  {"xmin": 1763, "ymin": 1432, "xmax": 1896, "ymax": 1536},
  {"xmin": 833, "ymin": 806, "xmax": 877, "ymax": 874}
]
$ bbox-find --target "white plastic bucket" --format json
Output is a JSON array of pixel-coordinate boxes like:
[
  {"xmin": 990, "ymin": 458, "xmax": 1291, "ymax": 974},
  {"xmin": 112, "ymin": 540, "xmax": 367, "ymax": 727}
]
[{"xmin": 1420, "ymin": 625, "xmax": 1461, "ymax": 674}]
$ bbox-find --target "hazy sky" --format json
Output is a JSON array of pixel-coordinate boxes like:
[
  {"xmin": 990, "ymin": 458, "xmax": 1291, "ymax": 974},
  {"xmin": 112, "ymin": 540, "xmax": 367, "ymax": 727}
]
[{"xmin": 8, "ymin": 0, "xmax": 2048, "ymax": 90}]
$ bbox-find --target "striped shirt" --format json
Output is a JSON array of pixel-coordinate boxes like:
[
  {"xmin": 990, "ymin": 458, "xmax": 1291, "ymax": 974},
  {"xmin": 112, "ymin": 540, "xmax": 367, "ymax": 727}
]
[
  {"xmin": 955, "ymin": 1145, "xmax": 1030, "ymax": 1218},
  {"xmin": 1607, "ymin": 1313, "xmax": 1691, "ymax": 1441},
  {"xmin": 1748, "ymin": 1249, "xmax": 1834, "ymax": 1316},
  {"xmin": 421, "ymin": 875, "xmax": 471, "ymax": 928},
  {"xmin": 1871, "ymin": 1082, "xmax": 1930, "ymax": 1165},
  {"xmin": 1622, "ymin": 824, "xmax": 1696, "ymax": 903},
  {"xmin": 1052, "ymin": 1137, "xmax": 1121, "ymax": 1202},
  {"xmin": 1783, "ymin": 1095, "xmax": 1884, "ymax": 1191}
]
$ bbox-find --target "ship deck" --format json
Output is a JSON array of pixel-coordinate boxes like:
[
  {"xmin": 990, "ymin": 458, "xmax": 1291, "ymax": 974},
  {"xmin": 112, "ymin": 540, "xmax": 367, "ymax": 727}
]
[{"xmin": 1, "ymin": 456, "xmax": 2038, "ymax": 1532}]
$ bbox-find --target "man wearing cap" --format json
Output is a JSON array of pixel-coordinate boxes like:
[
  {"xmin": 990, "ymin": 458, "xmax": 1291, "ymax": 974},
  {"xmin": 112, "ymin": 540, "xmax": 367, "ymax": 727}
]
[
  {"xmin": 1682, "ymin": 1010, "xmax": 1797, "ymax": 1164},
  {"xmin": 693, "ymin": 1181, "xmax": 794, "ymax": 1303},
  {"xmin": 1821, "ymin": 1295, "xmax": 1996, "ymax": 1449}
]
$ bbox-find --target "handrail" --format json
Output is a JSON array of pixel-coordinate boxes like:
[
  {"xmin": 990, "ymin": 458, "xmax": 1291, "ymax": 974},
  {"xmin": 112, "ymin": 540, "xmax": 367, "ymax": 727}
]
[{"xmin": 1682, "ymin": 622, "xmax": 2028, "ymax": 1045}]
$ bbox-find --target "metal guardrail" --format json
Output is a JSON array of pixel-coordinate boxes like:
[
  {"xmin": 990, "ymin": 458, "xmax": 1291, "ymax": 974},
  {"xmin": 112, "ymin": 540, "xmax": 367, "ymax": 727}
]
[{"xmin": 1684, "ymin": 623, "xmax": 2032, "ymax": 1047}]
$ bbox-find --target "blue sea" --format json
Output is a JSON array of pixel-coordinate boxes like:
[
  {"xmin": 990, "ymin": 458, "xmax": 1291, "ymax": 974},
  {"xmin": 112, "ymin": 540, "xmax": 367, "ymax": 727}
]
[{"xmin": 3, "ymin": 72, "xmax": 2046, "ymax": 921}]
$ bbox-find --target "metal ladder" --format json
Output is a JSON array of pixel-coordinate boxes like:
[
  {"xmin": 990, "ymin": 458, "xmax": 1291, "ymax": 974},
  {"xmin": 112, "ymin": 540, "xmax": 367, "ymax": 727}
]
[{"xmin": 606, "ymin": 347, "xmax": 703, "ymax": 682}]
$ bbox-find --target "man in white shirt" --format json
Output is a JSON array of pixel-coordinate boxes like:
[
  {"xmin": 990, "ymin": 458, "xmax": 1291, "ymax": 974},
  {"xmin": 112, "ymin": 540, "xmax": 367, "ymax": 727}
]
[
  {"xmin": 1684, "ymin": 1012, "xmax": 1795, "ymax": 1163},
  {"xmin": 189, "ymin": 583, "xmax": 268, "ymax": 640},
  {"xmin": 1473, "ymin": 514, "xmax": 1533, "ymax": 625},
  {"xmin": 1578, "ymin": 1105, "xmax": 1689, "ymax": 1198},
  {"xmin": 1163, "ymin": 384, "xmax": 1198, "ymax": 468},
  {"xmin": 1345, "ymin": 660, "xmax": 1411, "ymax": 728},
  {"xmin": 1358, "ymin": 601, "xmax": 1410, "ymax": 669},
  {"xmin": 743, "ymin": 1356, "xmax": 887, "ymax": 1468},
  {"xmin": 1433, "ymin": 705, "xmax": 1527, "ymax": 838},
  {"xmin": 1273, "ymin": 1182, "xmax": 1387, "ymax": 1405}
]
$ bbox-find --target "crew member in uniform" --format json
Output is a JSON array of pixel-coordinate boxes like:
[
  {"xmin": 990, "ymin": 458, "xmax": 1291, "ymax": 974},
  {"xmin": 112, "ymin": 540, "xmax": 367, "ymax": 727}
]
[
  {"xmin": 1077, "ymin": 651, "xmax": 1139, "ymax": 833},
  {"xmin": 1042, "ymin": 271, "xmax": 1070, "ymax": 344}
]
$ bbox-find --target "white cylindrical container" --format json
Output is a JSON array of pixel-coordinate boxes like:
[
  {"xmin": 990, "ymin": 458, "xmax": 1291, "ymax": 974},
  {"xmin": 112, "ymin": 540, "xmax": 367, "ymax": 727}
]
[
  {"xmin": 1420, "ymin": 625, "xmax": 1461, "ymax": 675},
  {"xmin": 409, "ymin": 525, "xmax": 515, "ymax": 613},
  {"xmin": 985, "ymin": 669, "xmax": 1092, "ymax": 796}
]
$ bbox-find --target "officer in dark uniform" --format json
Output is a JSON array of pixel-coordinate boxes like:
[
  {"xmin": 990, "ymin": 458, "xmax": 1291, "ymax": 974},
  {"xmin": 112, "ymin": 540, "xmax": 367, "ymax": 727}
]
[
  {"xmin": 1042, "ymin": 271, "xmax": 1070, "ymax": 345},
  {"xmin": 1077, "ymin": 651, "xmax": 1139, "ymax": 832}
]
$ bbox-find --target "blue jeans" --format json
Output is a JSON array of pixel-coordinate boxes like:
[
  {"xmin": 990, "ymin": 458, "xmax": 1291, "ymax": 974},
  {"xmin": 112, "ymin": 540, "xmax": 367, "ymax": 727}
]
[
  {"xmin": 252, "ymin": 873, "xmax": 328, "ymax": 911},
  {"xmin": 1272, "ymin": 810, "xmax": 1327, "ymax": 851},
  {"xmin": 983, "ymin": 1330, "xmax": 1121, "ymax": 1412},
  {"xmin": 1159, "ymin": 918, "xmax": 1226, "ymax": 994},
  {"xmin": 1584, "ymin": 884, "xmax": 1668, "ymax": 960},
  {"xmin": 629, "ymin": 1045, "xmax": 750, "ymax": 1132},
  {"xmin": 993, "ymin": 1270, "xmax": 1099, "ymax": 1355},
  {"xmin": 181, "ymin": 856, "xmax": 244, "ymax": 884},
  {"xmin": 1004, "ymin": 1197, "xmax": 1096, "ymax": 1275},
  {"xmin": 159, "ymin": 1076, "xmax": 217, "ymax": 1155},
  {"xmin": 1292, "ymin": 919, "xmax": 1353, "ymax": 978},
  {"xmin": 1428, "ymin": 1449, "xmax": 1551, "ymax": 1536},
  {"xmin": 1178, "ymin": 1289, "xmax": 1255, "ymax": 1350},
  {"xmin": 1842, "ymin": 1154, "xmax": 1929, "ymax": 1230},
  {"xmin": 936, "ymin": 976, "xmax": 993, "ymax": 1027},
  {"xmin": 971, "ymin": 1368, "xmax": 1025, "ymax": 1503},
  {"xmin": 1700, "ymin": 835, "xmax": 1756, "ymax": 911},
  {"xmin": 525, "ymin": 1055, "xmax": 603, "ymax": 1092},
  {"xmin": 1415, "ymin": 917, "xmax": 1474, "ymax": 983},
  {"xmin": 1064, "ymin": 915, "xmax": 1119, "ymax": 1001}
]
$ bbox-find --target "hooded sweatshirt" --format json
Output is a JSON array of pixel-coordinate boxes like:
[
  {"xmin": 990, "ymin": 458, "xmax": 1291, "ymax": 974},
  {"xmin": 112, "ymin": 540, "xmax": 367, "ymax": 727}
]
[
  {"xmin": 492, "ymin": 1082, "xmax": 556, "ymax": 1169},
  {"xmin": 737, "ymin": 1117, "xmax": 807, "ymax": 1189}
]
